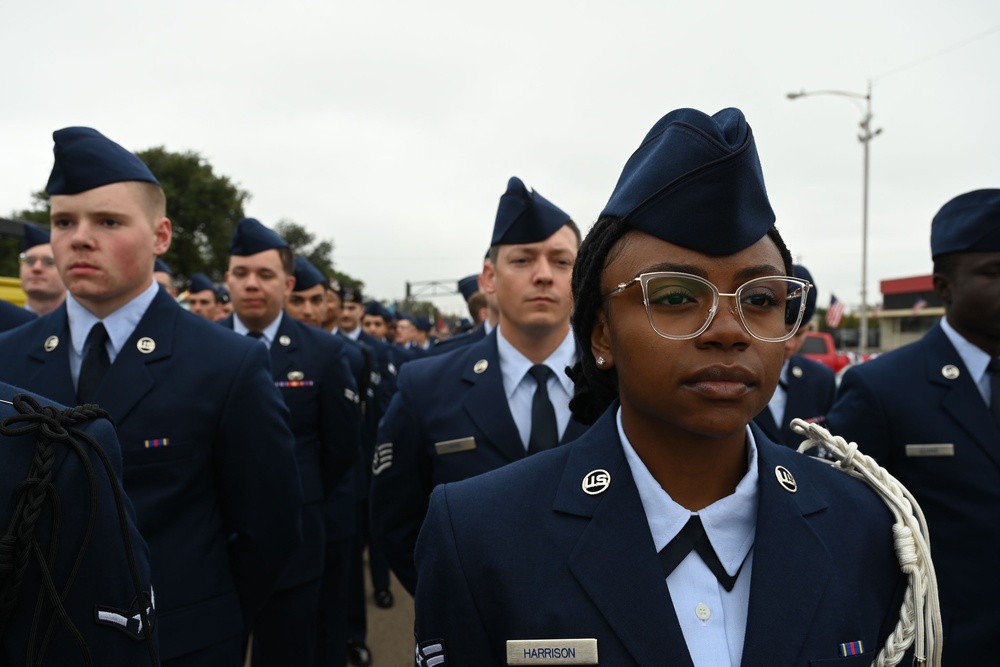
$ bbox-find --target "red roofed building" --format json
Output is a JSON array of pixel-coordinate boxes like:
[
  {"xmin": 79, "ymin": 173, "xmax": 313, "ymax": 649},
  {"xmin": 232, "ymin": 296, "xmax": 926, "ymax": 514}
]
[{"xmin": 877, "ymin": 274, "xmax": 943, "ymax": 350}]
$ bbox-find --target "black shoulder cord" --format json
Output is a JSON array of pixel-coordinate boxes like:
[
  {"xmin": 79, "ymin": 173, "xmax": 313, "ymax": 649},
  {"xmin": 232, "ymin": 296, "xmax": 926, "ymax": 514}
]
[{"xmin": 0, "ymin": 395, "xmax": 158, "ymax": 666}]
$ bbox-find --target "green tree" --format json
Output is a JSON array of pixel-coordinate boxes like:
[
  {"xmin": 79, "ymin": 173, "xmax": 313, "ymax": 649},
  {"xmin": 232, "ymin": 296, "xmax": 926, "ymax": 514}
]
[
  {"xmin": 274, "ymin": 220, "xmax": 363, "ymax": 291},
  {"xmin": 136, "ymin": 147, "xmax": 249, "ymax": 283}
]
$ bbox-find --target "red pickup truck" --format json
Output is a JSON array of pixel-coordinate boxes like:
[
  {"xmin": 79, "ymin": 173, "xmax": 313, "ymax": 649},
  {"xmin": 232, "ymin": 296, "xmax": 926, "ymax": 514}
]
[{"xmin": 800, "ymin": 331, "xmax": 853, "ymax": 373}]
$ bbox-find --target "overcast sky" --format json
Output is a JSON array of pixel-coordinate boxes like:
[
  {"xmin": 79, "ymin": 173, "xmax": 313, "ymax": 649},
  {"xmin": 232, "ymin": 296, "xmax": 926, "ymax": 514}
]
[{"xmin": 4, "ymin": 0, "xmax": 999, "ymax": 316}]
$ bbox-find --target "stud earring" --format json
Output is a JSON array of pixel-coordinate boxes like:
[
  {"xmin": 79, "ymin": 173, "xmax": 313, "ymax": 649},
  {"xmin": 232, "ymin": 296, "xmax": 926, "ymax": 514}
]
[{"xmin": 597, "ymin": 356, "xmax": 606, "ymax": 366}]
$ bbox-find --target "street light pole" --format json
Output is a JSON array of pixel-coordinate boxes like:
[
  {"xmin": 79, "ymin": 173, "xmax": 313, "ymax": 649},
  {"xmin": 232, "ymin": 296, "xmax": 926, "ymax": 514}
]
[{"xmin": 787, "ymin": 81, "xmax": 882, "ymax": 356}]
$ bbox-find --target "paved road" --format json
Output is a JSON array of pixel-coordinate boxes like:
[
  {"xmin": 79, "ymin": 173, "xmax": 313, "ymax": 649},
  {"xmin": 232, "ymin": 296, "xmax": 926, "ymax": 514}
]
[{"xmin": 363, "ymin": 571, "xmax": 415, "ymax": 667}]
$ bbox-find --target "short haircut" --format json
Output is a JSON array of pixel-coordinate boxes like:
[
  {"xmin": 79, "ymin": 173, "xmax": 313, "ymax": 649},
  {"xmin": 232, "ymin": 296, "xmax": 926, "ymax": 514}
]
[{"xmin": 277, "ymin": 247, "xmax": 296, "ymax": 276}]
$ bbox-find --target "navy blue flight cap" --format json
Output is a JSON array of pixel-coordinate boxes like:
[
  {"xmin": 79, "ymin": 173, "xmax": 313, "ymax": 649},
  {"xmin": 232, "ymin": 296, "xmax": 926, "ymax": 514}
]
[
  {"xmin": 364, "ymin": 301, "xmax": 392, "ymax": 321},
  {"xmin": 46, "ymin": 127, "xmax": 160, "ymax": 196},
  {"xmin": 491, "ymin": 177, "xmax": 572, "ymax": 246},
  {"xmin": 413, "ymin": 315, "xmax": 432, "ymax": 332},
  {"xmin": 153, "ymin": 258, "xmax": 173, "ymax": 275},
  {"xmin": 20, "ymin": 224, "xmax": 50, "ymax": 253},
  {"xmin": 229, "ymin": 217, "xmax": 289, "ymax": 256},
  {"xmin": 189, "ymin": 273, "xmax": 216, "ymax": 295},
  {"xmin": 787, "ymin": 264, "xmax": 817, "ymax": 325},
  {"xmin": 216, "ymin": 286, "xmax": 231, "ymax": 304},
  {"xmin": 342, "ymin": 286, "xmax": 363, "ymax": 304},
  {"xmin": 931, "ymin": 189, "xmax": 1000, "ymax": 259},
  {"xmin": 458, "ymin": 275, "xmax": 479, "ymax": 301},
  {"xmin": 293, "ymin": 256, "xmax": 328, "ymax": 292},
  {"xmin": 600, "ymin": 108, "xmax": 775, "ymax": 256}
]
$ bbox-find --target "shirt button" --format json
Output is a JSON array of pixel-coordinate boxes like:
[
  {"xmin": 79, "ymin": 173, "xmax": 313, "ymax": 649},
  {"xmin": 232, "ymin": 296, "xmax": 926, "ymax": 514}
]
[{"xmin": 695, "ymin": 603, "xmax": 711, "ymax": 621}]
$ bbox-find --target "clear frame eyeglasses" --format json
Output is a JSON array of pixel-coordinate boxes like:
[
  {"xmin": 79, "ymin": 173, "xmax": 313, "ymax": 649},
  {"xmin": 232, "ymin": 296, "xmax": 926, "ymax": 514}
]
[
  {"xmin": 603, "ymin": 271, "xmax": 812, "ymax": 343},
  {"xmin": 18, "ymin": 253, "xmax": 56, "ymax": 268}
]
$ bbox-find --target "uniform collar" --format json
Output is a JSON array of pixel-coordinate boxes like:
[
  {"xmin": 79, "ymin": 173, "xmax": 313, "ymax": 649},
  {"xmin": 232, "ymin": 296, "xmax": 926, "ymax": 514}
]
[
  {"xmin": 940, "ymin": 315, "xmax": 992, "ymax": 385},
  {"xmin": 495, "ymin": 325, "xmax": 577, "ymax": 400},
  {"xmin": 233, "ymin": 311, "xmax": 284, "ymax": 348},
  {"xmin": 617, "ymin": 407, "xmax": 759, "ymax": 577},
  {"xmin": 66, "ymin": 279, "xmax": 159, "ymax": 361}
]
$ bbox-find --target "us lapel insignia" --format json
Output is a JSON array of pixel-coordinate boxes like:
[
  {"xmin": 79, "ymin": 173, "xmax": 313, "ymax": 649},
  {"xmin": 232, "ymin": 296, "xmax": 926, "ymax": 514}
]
[
  {"xmin": 288, "ymin": 371, "xmax": 305, "ymax": 381},
  {"xmin": 279, "ymin": 335, "xmax": 291, "ymax": 346},
  {"xmin": 774, "ymin": 465, "xmax": 797, "ymax": 493},
  {"xmin": 941, "ymin": 364, "xmax": 960, "ymax": 380},
  {"xmin": 791, "ymin": 365, "xmax": 803, "ymax": 378},
  {"xmin": 582, "ymin": 469, "xmax": 611, "ymax": 495},
  {"xmin": 43, "ymin": 335, "xmax": 59, "ymax": 352},
  {"xmin": 473, "ymin": 359, "xmax": 488, "ymax": 374},
  {"xmin": 137, "ymin": 337, "xmax": 156, "ymax": 354}
]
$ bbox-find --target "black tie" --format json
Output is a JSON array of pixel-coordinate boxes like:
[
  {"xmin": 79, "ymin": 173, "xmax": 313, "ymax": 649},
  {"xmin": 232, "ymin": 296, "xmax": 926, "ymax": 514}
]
[
  {"xmin": 528, "ymin": 365, "xmax": 558, "ymax": 454},
  {"xmin": 989, "ymin": 358, "xmax": 1000, "ymax": 429},
  {"xmin": 247, "ymin": 331, "xmax": 264, "ymax": 340},
  {"xmin": 658, "ymin": 515, "xmax": 745, "ymax": 592},
  {"xmin": 78, "ymin": 322, "xmax": 110, "ymax": 404}
]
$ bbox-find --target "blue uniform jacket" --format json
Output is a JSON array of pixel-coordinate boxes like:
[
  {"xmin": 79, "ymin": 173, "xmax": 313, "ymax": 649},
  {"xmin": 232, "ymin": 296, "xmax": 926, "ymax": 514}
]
[
  {"xmin": 0, "ymin": 290, "xmax": 302, "ymax": 662},
  {"xmin": 371, "ymin": 329, "xmax": 590, "ymax": 595},
  {"xmin": 0, "ymin": 382, "xmax": 157, "ymax": 665},
  {"xmin": 415, "ymin": 406, "xmax": 907, "ymax": 666},
  {"xmin": 221, "ymin": 314, "xmax": 361, "ymax": 582},
  {"xmin": 425, "ymin": 324, "xmax": 487, "ymax": 357},
  {"xmin": 0, "ymin": 299, "xmax": 35, "ymax": 333},
  {"xmin": 754, "ymin": 354, "xmax": 836, "ymax": 448},
  {"xmin": 826, "ymin": 322, "xmax": 998, "ymax": 664}
]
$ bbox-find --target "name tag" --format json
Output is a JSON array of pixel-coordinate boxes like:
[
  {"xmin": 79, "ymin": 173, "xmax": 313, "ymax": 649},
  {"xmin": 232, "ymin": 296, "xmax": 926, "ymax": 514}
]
[
  {"xmin": 434, "ymin": 437, "xmax": 476, "ymax": 455},
  {"xmin": 506, "ymin": 639, "xmax": 598, "ymax": 665},
  {"xmin": 905, "ymin": 443, "xmax": 955, "ymax": 457}
]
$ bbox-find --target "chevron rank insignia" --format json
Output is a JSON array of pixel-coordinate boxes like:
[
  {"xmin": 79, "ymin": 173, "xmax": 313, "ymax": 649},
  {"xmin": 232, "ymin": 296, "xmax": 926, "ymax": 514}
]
[
  {"xmin": 416, "ymin": 638, "xmax": 448, "ymax": 666},
  {"xmin": 94, "ymin": 589, "xmax": 155, "ymax": 640},
  {"xmin": 373, "ymin": 442, "xmax": 393, "ymax": 475}
]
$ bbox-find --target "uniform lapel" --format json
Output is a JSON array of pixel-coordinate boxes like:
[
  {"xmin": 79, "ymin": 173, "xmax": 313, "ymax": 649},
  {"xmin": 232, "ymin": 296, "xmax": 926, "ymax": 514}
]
[
  {"xmin": 23, "ymin": 306, "xmax": 77, "ymax": 406},
  {"xmin": 94, "ymin": 291, "xmax": 176, "ymax": 424},
  {"xmin": 753, "ymin": 404, "xmax": 781, "ymax": 444},
  {"xmin": 924, "ymin": 325, "xmax": 1000, "ymax": 470},
  {"xmin": 268, "ymin": 315, "xmax": 298, "ymax": 381},
  {"xmin": 741, "ymin": 432, "xmax": 832, "ymax": 667},
  {"xmin": 559, "ymin": 411, "xmax": 694, "ymax": 667},
  {"xmin": 460, "ymin": 331, "xmax": 524, "ymax": 463}
]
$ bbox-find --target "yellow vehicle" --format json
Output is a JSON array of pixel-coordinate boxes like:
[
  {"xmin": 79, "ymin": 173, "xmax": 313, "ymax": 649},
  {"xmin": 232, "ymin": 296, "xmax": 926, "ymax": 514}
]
[{"xmin": 0, "ymin": 276, "xmax": 26, "ymax": 307}]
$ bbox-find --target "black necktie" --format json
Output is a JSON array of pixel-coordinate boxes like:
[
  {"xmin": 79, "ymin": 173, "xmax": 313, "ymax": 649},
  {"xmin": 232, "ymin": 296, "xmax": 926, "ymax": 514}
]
[
  {"xmin": 247, "ymin": 331, "xmax": 264, "ymax": 340},
  {"xmin": 78, "ymin": 322, "xmax": 110, "ymax": 404},
  {"xmin": 528, "ymin": 364, "xmax": 558, "ymax": 454},
  {"xmin": 989, "ymin": 358, "xmax": 1000, "ymax": 429},
  {"xmin": 658, "ymin": 515, "xmax": 745, "ymax": 592}
]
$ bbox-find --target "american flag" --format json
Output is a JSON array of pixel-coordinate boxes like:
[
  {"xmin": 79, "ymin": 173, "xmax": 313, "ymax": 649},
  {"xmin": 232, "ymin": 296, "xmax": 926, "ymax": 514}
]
[
  {"xmin": 826, "ymin": 294, "xmax": 845, "ymax": 328},
  {"xmin": 912, "ymin": 297, "xmax": 928, "ymax": 314}
]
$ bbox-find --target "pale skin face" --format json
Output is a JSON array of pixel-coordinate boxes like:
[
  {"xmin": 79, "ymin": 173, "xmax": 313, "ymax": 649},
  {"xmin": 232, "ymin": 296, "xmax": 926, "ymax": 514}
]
[
  {"xmin": 286, "ymin": 283, "xmax": 327, "ymax": 328},
  {"xmin": 340, "ymin": 301, "xmax": 363, "ymax": 333},
  {"xmin": 482, "ymin": 224, "xmax": 578, "ymax": 360},
  {"xmin": 225, "ymin": 250, "xmax": 295, "ymax": 332},
  {"xmin": 154, "ymin": 270, "xmax": 177, "ymax": 297},
  {"xmin": 50, "ymin": 182, "xmax": 171, "ymax": 319},
  {"xmin": 188, "ymin": 290, "xmax": 220, "ymax": 320},
  {"xmin": 19, "ymin": 242, "xmax": 66, "ymax": 314},
  {"xmin": 782, "ymin": 322, "xmax": 812, "ymax": 361},
  {"xmin": 395, "ymin": 319, "xmax": 416, "ymax": 344}
]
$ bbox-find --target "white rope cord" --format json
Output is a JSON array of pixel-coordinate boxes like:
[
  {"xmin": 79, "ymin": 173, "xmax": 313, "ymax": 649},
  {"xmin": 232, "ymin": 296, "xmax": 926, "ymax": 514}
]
[{"xmin": 790, "ymin": 418, "xmax": 942, "ymax": 667}]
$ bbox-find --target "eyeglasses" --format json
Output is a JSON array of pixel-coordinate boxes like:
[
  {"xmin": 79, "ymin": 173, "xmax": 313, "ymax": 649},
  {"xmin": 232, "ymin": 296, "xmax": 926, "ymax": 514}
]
[
  {"xmin": 604, "ymin": 271, "xmax": 811, "ymax": 342},
  {"xmin": 18, "ymin": 253, "xmax": 56, "ymax": 268}
]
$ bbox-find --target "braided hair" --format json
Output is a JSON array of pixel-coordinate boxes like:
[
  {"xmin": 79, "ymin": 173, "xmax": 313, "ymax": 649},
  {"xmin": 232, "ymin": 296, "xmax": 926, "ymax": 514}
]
[{"xmin": 568, "ymin": 217, "xmax": 795, "ymax": 425}]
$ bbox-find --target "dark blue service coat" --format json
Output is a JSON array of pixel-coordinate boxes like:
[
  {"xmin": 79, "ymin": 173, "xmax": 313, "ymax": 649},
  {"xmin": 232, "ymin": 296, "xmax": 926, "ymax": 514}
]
[
  {"xmin": 0, "ymin": 290, "xmax": 302, "ymax": 663},
  {"xmin": 220, "ymin": 313, "xmax": 361, "ymax": 584},
  {"xmin": 0, "ymin": 299, "xmax": 35, "ymax": 332},
  {"xmin": 371, "ymin": 329, "xmax": 589, "ymax": 595},
  {"xmin": 754, "ymin": 354, "xmax": 836, "ymax": 448},
  {"xmin": 826, "ymin": 322, "xmax": 998, "ymax": 665},
  {"xmin": 0, "ymin": 382, "xmax": 157, "ymax": 666},
  {"xmin": 415, "ymin": 406, "xmax": 907, "ymax": 666},
  {"xmin": 425, "ymin": 324, "xmax": 487, "ymax": 357}
]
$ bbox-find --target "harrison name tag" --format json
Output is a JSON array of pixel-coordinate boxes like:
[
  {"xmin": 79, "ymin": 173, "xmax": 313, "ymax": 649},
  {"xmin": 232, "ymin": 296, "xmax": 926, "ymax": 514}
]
[
  {"xmin": 434, "ymin": 437, "xmax": 477, "ymax": 455},
  {"xmin": 905, "ymin": 443, "xmax": 955, "ymax": 458},
  {"xmin": 506, "ymin": 639, "xmax": 598, "ymax": 665}
]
